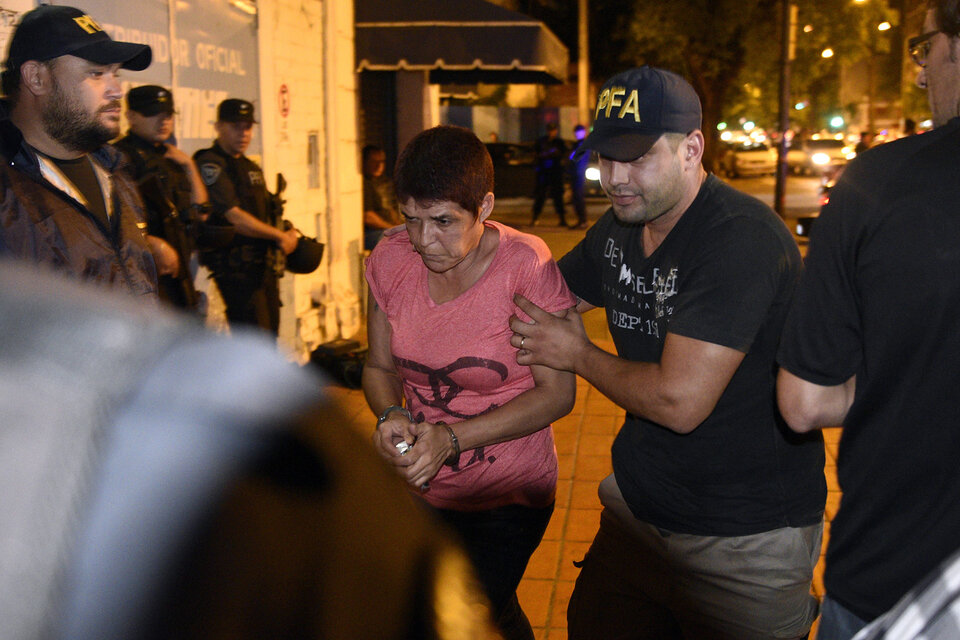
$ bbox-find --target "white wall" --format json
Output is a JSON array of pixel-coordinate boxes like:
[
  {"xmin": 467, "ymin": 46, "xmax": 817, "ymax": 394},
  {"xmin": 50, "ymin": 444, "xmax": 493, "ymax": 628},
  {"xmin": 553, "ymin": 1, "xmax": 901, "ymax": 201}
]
[{"xmin": 258, "ymin": 0, "xmax": 364, "ymax": 360}]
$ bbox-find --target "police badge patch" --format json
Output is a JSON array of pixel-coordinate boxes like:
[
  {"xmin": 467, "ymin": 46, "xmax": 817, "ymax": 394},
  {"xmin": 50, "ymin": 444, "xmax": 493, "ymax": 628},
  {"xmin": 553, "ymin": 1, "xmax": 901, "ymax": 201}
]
[{"xmin": 200, "ymin": 163, "xmax": 222, "ymax": 186}]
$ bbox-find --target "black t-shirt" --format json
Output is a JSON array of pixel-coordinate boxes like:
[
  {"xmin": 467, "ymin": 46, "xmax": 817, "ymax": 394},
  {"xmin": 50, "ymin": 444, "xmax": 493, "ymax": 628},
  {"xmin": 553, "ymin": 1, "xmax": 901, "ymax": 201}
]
[
  {"xmin": 778, "ymin": 118, "xmax": 960, "ymax": 620},
  {"xmin": 48, "ymin": 155, "xmax": 109, "ymax": 230},
  {"xmin": 560, "ymin": 174, "xmax": 825, "ymax": 536}
]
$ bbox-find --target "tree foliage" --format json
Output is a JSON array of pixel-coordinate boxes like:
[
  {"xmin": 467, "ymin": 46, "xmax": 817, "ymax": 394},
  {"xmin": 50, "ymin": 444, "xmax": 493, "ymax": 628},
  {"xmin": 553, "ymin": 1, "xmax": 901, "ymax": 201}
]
[
  {"xmin": 608, "ymin": 0, "xmax": 780, "ymax": 170},
  {"xmin": 732, "ymin": 0, "xmax": 900, "ymax": 134}
]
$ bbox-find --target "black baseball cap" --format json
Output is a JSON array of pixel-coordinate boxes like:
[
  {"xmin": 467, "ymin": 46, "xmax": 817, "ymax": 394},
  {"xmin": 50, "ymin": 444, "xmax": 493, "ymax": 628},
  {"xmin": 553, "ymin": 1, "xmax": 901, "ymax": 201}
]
[
  {"xmin": 4, "ymin": 5, "xmax": 151, "ymax": 73},
  {"xmin": 579, "ymin": 66, "xmax": 702, "ymax": 162},
  {"xmin": 126, "ymin": 85, "xmax": 174, "ymax": 116},
  {"xmin": 217, "ymin": 99, "xmax": 256, "ymax": 124}
]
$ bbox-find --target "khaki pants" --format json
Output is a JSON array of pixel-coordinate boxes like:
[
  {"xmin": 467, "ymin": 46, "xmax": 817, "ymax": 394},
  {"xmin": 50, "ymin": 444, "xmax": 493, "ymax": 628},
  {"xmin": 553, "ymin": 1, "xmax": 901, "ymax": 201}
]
[{"xmin": 567, "ymin": 474, "xmax": 822, "ymax": 640}]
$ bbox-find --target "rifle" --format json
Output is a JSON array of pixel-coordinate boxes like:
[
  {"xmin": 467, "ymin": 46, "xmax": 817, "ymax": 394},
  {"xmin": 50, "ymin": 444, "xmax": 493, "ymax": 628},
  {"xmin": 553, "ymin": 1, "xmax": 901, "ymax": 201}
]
[{"xmin": 137, "ymin": 174, "xmax": 200, "ymax": 309}]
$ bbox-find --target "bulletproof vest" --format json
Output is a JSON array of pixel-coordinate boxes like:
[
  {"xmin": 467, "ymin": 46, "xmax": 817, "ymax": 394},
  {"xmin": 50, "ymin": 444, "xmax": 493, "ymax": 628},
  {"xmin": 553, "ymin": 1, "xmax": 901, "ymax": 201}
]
[{"xmin": 197, "ymin": 145, "xmax": 275, "ymax": 278}]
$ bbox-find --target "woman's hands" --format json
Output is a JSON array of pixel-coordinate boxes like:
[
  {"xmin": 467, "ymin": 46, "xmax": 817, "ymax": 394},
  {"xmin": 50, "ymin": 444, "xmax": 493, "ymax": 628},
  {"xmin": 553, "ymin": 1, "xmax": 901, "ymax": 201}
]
[{"xmin": 373, "ymin": 416, "xmax": 457, "ymax": 490}]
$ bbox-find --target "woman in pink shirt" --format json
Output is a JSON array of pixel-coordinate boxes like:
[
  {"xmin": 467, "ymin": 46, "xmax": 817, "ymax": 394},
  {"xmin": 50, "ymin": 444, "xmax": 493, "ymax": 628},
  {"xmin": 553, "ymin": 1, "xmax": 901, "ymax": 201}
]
[{"xmin": 363, "ymin": 126, "xmax": 576, "ymax": 640}]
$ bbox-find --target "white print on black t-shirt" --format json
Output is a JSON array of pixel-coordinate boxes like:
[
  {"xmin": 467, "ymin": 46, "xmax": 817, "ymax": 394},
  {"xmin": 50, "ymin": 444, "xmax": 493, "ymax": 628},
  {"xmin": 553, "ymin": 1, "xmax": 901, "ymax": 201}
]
[
  {"xmin": 610, "ymin": 309, "xmax": 662, "ymax": 337},
  {"xmin": 603, "ymin": 237, "xmax": 678, "ymax": 337},
  {"xmin": 248, "ymin": 170, "xmax": 265, "ymax": 185}
]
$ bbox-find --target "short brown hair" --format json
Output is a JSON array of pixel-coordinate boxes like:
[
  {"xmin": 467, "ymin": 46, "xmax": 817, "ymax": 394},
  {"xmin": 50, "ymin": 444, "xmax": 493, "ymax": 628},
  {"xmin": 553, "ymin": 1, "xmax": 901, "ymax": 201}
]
[{"xmin": 393, "ymin": 126, "xmax": 494, "ymax": 216}]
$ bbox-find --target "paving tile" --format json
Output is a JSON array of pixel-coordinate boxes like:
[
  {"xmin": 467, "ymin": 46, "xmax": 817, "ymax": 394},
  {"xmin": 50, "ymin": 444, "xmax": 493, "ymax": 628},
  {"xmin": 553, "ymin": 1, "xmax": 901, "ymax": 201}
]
[
  {"xmin": 552, "ymin": 413, "xmax": 582, "ymax": 433},
  {"xmin": 582, "ymin": 397, "xmax": 622, "ymax": 417},
  {"xmin": 553, "ymin": 431, "xmax": 578, "ymax": 455},
  {"xmin": 565, "ymin": 508, "xmax": 601, "ymax": 542},
  {"xmin": 557, "ymin": 454, "xmax": 575, "ymax": 480},
  {"xmin": 569, "ymin": 480, "xmax": 601, "ymax": 510},
  {"xmin": 553, "ymin": 479, "xmax": 573, "ymax": 508},
  {"xmin": 560, "ymin": 541, "xmax": 591, "ymax": 581},
  {"xmin": 578, "ymin": 433, "xmax": 614, "ymax": 456},
  {"xmin": 822, "ymin": 427, "xmax": 843, "ymax": 445},
  {"xmin": 825, "ymin": 490, "xmax": 842, "ymax": 520},
  {"xmin": 525, "ymin": 540, "xmax": 562, "ymax": 580},
  {"xmin": 517, "ymin": 578, "xmax": 552, "ymax": 628},
  {"xmin": 542, "ymin": 507, "xmax": 567, "ymax": 541},
  {"xmin": 550, "ymin": 580, "xmax": 575, "ymax": 629},
  {"xmin": 826, "ymin": 467, "xmax": 840, "ymax": 492},
  {"xmin": 812, "ymin": 555, "xmax": 826, "ymax": 597},
  {"xmin": 581, "ymin": 414, "xmax": 622, "ymax": 434},
  {"xmin": 573, "ymin": 454, "xmax": 613, "ymax": 481}
]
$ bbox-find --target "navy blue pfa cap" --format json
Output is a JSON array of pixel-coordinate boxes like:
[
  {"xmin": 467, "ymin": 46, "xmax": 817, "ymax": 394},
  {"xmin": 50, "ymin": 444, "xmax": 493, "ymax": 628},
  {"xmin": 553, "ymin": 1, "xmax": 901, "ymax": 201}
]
[
  {"xmin": 127, "ymin": 85, "xmax": 174, "ymax": 116},
  {"xmin": 217, "ymin": 98, "xmax": 257, "ymax": 124},
  {"xmin": 579, "ymin": 66, "xmax": 702, "ymax": 162},
  {"xmin": 4, "ymin": 5, "xmax": 151, "ymax": 73}
]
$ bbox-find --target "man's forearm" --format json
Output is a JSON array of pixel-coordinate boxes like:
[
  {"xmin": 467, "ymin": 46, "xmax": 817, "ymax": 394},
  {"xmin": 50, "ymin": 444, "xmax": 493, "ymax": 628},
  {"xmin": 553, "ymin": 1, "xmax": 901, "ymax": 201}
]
[
  {"xmin": 573, "ymin": 343, "xmax": 701, "ymax": 433},
  {"xmin": 777, "ymin": 369, "xmax": 855, "ymax": 432},
  {"xmin": 511, "ymin": 296, "xmax": 738, "ymax": 433},
  {"xmin": 184, "ymin": 161, "xmax": 209, "ymax": 205},
  {"xmin": 225, "ymin": 206, "xmax": 282, "ymax": 241}
]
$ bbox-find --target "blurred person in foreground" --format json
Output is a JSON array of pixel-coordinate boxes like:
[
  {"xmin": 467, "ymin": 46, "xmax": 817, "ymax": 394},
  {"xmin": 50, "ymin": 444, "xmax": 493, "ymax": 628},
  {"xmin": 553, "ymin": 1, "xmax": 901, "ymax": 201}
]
[
  {"xmin": 194, "ymin": 99, "xmax": 299, "ymax": 335},
  {"xmin": 0, "ymin": 257, "xmax": 498, "ymax": 640},
  {"xmin": 115, "ymin": 85, "xmax": 212, "ymax": 312},
  {"xmin": 509, "ymin": 66, "xmax": 826, "ymax": 639},
  {"xmin": 0, "ymin": 5, "xmax": 160, "ymax": 298},
  {"xmin": 777, "ymin": 1, "xmax": 960, "ymax": 638},
  {"xmin": 363, "ymin": 125, "xmax": 576, "ymax": 640}
]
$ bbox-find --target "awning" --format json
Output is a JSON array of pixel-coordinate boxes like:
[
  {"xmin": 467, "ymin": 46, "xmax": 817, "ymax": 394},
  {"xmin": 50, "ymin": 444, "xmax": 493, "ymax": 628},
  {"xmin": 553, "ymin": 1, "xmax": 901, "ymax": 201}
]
[{"xmin": 355, "ymin": 0, "xmax": 569, "ymax": 85}]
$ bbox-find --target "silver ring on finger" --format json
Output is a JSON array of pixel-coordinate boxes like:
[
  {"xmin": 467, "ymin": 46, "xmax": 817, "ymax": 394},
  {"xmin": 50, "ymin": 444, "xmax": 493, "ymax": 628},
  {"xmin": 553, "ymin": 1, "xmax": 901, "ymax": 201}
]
[{"xmin": 520, "ymin": 336, "xmax": 526, "ymax": 348}]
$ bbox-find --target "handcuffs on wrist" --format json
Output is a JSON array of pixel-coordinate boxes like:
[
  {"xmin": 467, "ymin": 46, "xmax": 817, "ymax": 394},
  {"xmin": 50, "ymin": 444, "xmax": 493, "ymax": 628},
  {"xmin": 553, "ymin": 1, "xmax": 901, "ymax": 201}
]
[
  {"xmin": 376, "ymin": 405, "xmax": 412, "ymax": 429},
  {"xmin": 376, "ymin": 405, "xmax": 460, "ymax": 466}
]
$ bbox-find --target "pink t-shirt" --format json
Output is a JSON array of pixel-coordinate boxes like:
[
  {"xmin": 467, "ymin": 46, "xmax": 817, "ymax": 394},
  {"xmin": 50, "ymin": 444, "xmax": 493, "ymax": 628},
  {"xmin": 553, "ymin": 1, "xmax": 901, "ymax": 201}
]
[{"xmin": 366, "ymin": 221, "xmax": 576, "ymax": 510}]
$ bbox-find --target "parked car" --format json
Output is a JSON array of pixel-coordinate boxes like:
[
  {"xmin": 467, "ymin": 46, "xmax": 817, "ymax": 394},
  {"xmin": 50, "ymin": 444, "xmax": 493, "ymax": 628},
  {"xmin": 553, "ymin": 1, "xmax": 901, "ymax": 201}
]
[
  {"xmin": 720, "ymin": 140, "xmax": 777, "ymax": 178},
  {"xmin": 485, "ymin": 142, "xmax": 536, "ymax": 198},
  {"xmin": 786, "ymin": 138, "xmax": 855, "ymax": 176}
]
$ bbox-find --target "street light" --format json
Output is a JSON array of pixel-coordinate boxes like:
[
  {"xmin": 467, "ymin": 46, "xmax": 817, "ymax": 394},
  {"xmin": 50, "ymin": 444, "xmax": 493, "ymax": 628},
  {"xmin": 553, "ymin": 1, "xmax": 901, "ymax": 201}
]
[{"xmin": 822, "ymin": 48, "xmax": 835, "ymax": 58}]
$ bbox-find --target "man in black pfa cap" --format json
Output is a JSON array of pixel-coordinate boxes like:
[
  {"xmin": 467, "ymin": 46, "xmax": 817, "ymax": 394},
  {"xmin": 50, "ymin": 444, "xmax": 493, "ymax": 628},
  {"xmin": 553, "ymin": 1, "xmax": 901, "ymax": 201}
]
[
  {"xmin": 0, "ymin": 5, "xmax": 162, "ymax": 299},
  {"xmin": 194, "ymin": 99, "xmax": 298, "ymax": 335},
  {"xmin": 509, "ymin": 66, "xmax": 825, "ymax": 639},
  {"xmin": 115, "ymin": 85, "xmax": 212, "ymax": 312}
]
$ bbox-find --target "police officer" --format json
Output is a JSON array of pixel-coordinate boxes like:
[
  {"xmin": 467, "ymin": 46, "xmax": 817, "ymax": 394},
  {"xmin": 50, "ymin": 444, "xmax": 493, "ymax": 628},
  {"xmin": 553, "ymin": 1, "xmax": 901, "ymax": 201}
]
[
  {"xmin": 115, "ymin": 85, "xmax": 210, "ymax": 311},
  {"xmin": 194, "ymin": 99, "xmax": 298, "ymax": 335}
]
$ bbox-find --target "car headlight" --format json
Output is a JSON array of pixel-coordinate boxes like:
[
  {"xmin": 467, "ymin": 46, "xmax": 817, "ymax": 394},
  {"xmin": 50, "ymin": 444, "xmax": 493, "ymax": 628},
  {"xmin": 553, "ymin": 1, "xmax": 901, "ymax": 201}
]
[
  {"xmin": 811, "ymin": 152, "xmax": 830, "ymax": 166},
  {"xmin": 585, "ymin": 166, "xmax": 601, "ymax": 182}
]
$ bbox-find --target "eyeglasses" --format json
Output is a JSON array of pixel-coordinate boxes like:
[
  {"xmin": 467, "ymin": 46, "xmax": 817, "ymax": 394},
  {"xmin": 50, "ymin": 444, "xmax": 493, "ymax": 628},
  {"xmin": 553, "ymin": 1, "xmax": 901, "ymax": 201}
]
[{"xmin": 909, "ymin": 31, "xmax": 939, "ymax": 68}]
